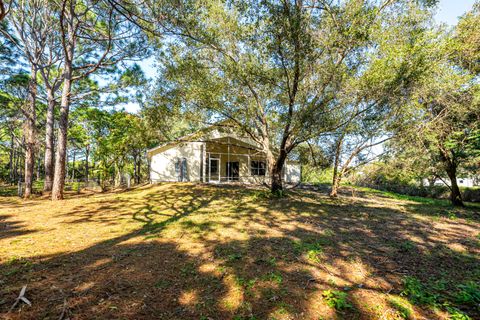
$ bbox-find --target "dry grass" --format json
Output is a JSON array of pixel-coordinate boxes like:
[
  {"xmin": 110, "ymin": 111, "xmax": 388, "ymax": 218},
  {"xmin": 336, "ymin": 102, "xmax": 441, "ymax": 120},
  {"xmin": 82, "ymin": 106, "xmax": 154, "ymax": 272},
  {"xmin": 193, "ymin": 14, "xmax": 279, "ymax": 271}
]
[{"xmin": 0, "ymin": 183, "xmax": 479, "ymax": 319}]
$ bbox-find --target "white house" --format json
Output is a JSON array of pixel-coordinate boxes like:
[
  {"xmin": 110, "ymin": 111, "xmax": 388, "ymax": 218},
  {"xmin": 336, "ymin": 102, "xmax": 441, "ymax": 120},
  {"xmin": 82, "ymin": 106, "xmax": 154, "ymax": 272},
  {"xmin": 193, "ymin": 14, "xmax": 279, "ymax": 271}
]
[
  {"xmin": 147, "ymin": 124, "xmax": 301, "ymax": 184},
  {"xmin": 422, "ymin": 177, "xmax": 478, "ymax": 188}
]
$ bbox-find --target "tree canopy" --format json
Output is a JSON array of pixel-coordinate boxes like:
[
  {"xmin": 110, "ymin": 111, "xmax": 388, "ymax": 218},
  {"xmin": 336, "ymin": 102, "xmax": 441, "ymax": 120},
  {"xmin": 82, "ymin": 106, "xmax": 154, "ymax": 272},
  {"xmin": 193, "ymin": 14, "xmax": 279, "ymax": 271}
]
[{"xmin": 0, "ymin": 0, "xmax": 478, "ymax": 205}]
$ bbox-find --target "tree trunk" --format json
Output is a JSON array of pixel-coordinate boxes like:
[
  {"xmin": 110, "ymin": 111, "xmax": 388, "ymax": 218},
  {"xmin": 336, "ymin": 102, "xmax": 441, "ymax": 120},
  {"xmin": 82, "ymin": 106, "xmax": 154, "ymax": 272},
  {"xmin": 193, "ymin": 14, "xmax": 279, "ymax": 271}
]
[
  {"xmin": 44, "ymin": 90, "xmax": 55, "ymax": 191},
  {"xmin": 330, "ymin": 175, "xmax": 341, "ymax": 197},
  {"xmin": 115, "ymin": 163, "xmax": 121, "ymax": 187},
  {"xmin": 271, "ymin": 166, "xmax": 283, "ymax": 193},
  {"xmin": 270, "ymin": 151, "xmax": 287, "ymax": 194},
  {"xmin": 52, "ymin": 10, "xmax": 75, "ymax": 200},
  {"xmin": 446, "ymin": 163, "xmax": 463, "ymax": 206},
  {"xmin": 14, "ymin": 145, "xmax": 19, "ymax": 183},
  {"xmin": 330, "ymin": 136, "xmax": 343, "ymax": 197},
  {"xmin": 133, "ymin": 152, "xmax": 141, "ymax": 184},
  {"xmin": 9, "ymin": 133, "xmax": 14, "ymax": 184},
  {"xmin": 51, "ymin": 63, "xmax": 73, "ymax": 200},
  {"xmin": 71, "ymin": 149, "xmax": 76, "ymax": 181},
  {"xmin": 133, "ymin": 153, "xmax": 137, "ymax": 185},
  {"xmin": 36, "ymin": 156, "xmax": 41, "ymax": 181},
  {"xmin": 85, "ymin": 145, "xmax": 89, "ymax": 183},
  {"xmin": 136, "ymin": 155, "xmax": 141, "ymax": 184},
  {"xmin": 19, "ymin": 148, "xmax": 24, "ymax": 182},
  {"xmin": 23, "ymin": 66, "xmax": 38, "ymax": 199},
  {"xmin": 439, "ymin": 148, "xmax": 464, "ymax": 207}
]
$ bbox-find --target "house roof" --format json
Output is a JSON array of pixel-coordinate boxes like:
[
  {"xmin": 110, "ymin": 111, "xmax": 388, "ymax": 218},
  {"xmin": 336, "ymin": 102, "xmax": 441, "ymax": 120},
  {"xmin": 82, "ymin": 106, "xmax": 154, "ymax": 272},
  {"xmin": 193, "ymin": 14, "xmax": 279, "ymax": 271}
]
[{"xmin": 146, "ymin": 121, "xmax": 262, "ymax": 158}]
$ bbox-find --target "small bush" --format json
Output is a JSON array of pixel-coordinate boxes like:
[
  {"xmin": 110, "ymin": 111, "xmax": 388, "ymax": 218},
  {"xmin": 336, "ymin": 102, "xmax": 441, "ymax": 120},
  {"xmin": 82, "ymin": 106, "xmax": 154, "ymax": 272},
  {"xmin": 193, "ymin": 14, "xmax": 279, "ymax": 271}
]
[
  {"xmin": 400, "ymin": 276, "xmax": 438, "ymax": 306},
  {"xmin": 301, "ymin": 166, "xmax": 333, "ymax": 184},
  {"xmin": 322, "ymin": 290, "xmax": 352, "ymax": 310},
  {"xmin": 227, "ymin": 253, "xmax": 243, "ymax": 262},
  {"xmin": 455, "ymin": 281, "xmax": 480, "ymax": 306},
  {"xmin": 235, "ymin": 276, "xmax": 257, "ymax": 290},
  {"xmin": 262, "ymin": 271, "xmax": 283, "ymax": 284},
  {"xmin": 397, "ymin": 241, "xmax": 416, "ymax": 252}
]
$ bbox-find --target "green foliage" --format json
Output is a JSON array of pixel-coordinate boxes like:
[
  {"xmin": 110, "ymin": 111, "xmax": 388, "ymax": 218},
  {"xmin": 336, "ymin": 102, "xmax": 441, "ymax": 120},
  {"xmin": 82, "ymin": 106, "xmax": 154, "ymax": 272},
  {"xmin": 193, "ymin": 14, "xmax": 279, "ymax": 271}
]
[
  {"xmin": 452, "ymin": 2, "xmax": 480, "ymax": 74},
  {"xmin": 400, "ymin": 276, "xmax": 438, "ymax": 306},
  {"xmin": 232, "ymin": 316, "xmax": 258, "ymax": 320},
  {"xmin": 271, "ymin": 189, "xmax": 285, "ymax": 198},
  {"xmin": 180, "ymin": 262, "xmax": 197, "ymax": 277},
  {"xmin": 3, "ymin": 257, "xmax": 34, "ymax": 276},
  {"xmin": 455, "ymin": 281, "xmax": 480, "ymax": 306},
  {"xmin": 388, "ymin": 296, "xmax": 413, "ymax": 319},
  {"xmin": 154, "ymin": 279, "xmax": 171, "ymax": 289},
  {"xmin": 354, "ymin": 0, "xmax": 480, "ymax": 207},
  {"xmin": 293, "ymin": 239, "xmax": 328, "ymax": 263},
  {"xmin": 266, "ymin": 257, "xmax": 277, "ymax": 267},
  {"xmin": 262, "ymin": 272, "xmax": 283, "ymax": 285},
  {"xmin": 445, "ymin": 304, "xmax": 472, "ymax": 320},
  {"xmin": 302, "ymin": 166, "xmax": 334, "ymax": 185},
  {"xmin": 399, "ymin": 275, "xmax": 480, "ymax": 319},
  {"xmin": 353, "ymin": 181, "xmax": 480, "ymax": 206},
  {"xmin": 226, "ymin": 253, "xmax": 242, "ymax": 262},
  {"xmin": 148, "ymin": 0, "xmax": 439, "ymax": 193},
  {"xmin": 234, "ymin": 276, "xmax": 257, "ymax": 297},
  {"xmin": 322, "ymin": 290, "xmax": 352, "ymax": 310},
  {"xmin": 397, "ymin": 241, "xmax": 416, "ymax": 252}
]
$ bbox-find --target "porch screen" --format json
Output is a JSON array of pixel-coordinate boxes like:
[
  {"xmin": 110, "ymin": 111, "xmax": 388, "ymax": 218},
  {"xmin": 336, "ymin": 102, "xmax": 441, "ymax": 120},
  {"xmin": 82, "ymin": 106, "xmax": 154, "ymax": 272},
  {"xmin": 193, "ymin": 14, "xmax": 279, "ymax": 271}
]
[{"xmin": 251, "ymin": 160, "xmax": 266, "ymax": 176}]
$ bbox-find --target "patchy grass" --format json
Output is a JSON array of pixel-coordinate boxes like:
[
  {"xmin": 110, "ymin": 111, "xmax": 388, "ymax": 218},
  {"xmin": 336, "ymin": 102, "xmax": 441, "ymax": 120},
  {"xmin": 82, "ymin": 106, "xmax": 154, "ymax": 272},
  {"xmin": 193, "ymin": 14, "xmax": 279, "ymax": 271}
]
[
  {"xmin": 354, "ymin": 186, "xmax": 480, "ymax": 208},
  {"xmin": 322, "ymin": 290, "xmax": 353, "ymax": 310},
  {"xmin": 388, "ymin": 296, "xmax": 413, "ymax": 319},
  {"xmin": 0, "ymin": 183, "xmax": 479, "ymax": 319}
]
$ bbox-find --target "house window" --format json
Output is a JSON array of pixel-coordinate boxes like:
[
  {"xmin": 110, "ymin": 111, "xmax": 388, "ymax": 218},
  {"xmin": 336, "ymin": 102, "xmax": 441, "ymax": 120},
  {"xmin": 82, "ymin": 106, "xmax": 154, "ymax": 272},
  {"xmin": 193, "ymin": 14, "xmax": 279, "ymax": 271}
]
[{"xmin": 251, "ymin": 160, "xmax": 266, "ymax": 176}]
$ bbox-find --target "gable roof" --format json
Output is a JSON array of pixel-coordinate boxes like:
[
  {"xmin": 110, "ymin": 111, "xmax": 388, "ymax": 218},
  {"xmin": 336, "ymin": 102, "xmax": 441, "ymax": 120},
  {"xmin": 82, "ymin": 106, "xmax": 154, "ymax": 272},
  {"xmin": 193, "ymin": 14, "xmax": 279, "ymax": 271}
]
[{"xmin": 146, "ymin": 121, "xmax": 262, "ymax": 158}]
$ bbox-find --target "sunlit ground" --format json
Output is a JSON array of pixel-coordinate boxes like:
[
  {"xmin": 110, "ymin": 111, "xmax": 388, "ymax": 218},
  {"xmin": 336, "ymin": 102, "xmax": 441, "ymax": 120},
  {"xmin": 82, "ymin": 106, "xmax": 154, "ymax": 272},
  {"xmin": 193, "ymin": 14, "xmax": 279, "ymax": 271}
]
[{"xmin": 0, "ymin": 183, "xmax": 479, "ymax": 319}]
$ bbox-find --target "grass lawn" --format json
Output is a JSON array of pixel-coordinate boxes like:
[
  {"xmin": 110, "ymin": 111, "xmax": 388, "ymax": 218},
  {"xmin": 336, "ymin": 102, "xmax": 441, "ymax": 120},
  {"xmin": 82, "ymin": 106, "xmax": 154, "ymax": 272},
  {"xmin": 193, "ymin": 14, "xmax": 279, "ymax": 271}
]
[{"xmin": 0, "ymin": 183, "xmax": 479, "ymax": 319}]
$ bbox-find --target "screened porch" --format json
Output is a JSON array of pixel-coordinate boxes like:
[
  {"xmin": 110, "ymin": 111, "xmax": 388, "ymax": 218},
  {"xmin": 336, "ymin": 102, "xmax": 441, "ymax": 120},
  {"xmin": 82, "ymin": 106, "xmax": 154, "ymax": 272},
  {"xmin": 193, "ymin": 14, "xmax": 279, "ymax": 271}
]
[{"xmin": 203, "ymin": 137, "xmax": 268, "ymax": 184}]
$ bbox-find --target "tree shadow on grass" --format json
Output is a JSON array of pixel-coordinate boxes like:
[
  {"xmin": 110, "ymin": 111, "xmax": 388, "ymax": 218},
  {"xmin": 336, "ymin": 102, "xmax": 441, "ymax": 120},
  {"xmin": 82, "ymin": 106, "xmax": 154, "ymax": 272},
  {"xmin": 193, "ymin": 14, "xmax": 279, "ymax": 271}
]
[
  {"xmin": 132, "ymin": 186, "xmax": 223, "ymax": 235},
  {"xmin": 345, "ymin": 186, "xmax": 480, "ymax": 223},
  {"xmin": 0, "ymin": 184, "xmax": 479, "ymax": 319},
  {"xmin": 0, "ymin": 215, "xmax": 38, "ymax": 241}
]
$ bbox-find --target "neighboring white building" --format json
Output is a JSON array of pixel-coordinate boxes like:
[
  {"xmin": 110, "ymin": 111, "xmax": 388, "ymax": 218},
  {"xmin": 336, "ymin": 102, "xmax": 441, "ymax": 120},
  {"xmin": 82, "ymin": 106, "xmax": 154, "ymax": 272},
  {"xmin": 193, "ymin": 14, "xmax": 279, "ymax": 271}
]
[
  {"xmin": 147, "ymin": 124, "xmax": 301, "ymax": 184},
  {"xmin": 422, "ymin": 177, "xmax": 477, "ymax": 188}
]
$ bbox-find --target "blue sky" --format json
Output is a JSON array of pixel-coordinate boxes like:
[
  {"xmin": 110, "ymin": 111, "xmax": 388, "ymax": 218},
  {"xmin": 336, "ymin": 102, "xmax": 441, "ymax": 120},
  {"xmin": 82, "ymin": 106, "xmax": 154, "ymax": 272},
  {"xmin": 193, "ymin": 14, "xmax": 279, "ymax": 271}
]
[
  {"xmin": 121, "ymin": 0, "xmax": 476, "ymax": 113},
  {"xmin": 435, "ymin": 0, "xmax": 475, "ymax": 25}
]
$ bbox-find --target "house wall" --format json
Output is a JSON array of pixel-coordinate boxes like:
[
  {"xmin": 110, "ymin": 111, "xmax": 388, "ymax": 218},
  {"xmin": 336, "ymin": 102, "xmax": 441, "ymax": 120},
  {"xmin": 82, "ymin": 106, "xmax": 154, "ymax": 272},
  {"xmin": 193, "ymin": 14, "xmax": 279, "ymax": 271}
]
[
  {"xmin": 458, "ymin": 178, "xmax": 475, "ymax": 188},
  {"xmin": 284, "ymin": 163, "xmax": 301, "ymax": 183},
  {"xmin": 150, "ymin": 142, "xmax": 204, "ymax": 182},
  {"xmin": 149, "ymin": 138, "xmax": 302, "ymax": 185}
]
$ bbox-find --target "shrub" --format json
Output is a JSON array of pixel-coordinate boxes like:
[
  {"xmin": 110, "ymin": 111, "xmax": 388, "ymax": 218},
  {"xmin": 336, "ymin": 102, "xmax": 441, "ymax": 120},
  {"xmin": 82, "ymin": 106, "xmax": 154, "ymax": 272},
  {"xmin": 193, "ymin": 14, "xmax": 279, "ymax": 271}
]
[
  {"xmin": 301, "ymin": 166, "xmax": 333, "ymax": 184},
  {"xmin": 455, "ymin": 281, "xmax": 480, "ymax": 306},
  {"xmin": 353, "ymin": 163, "xmax": 480, "ymax": 202},
  {"xmin": 400, "ymin": 276, "xmax": 438, "ymax": 306},
  {"xmin": 322, "ymin": 290, "xmax": 352, "ymax": 310},
  {"xmin": 293, "ymin": 239, "xmax": 325, "ymax": 263}
]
